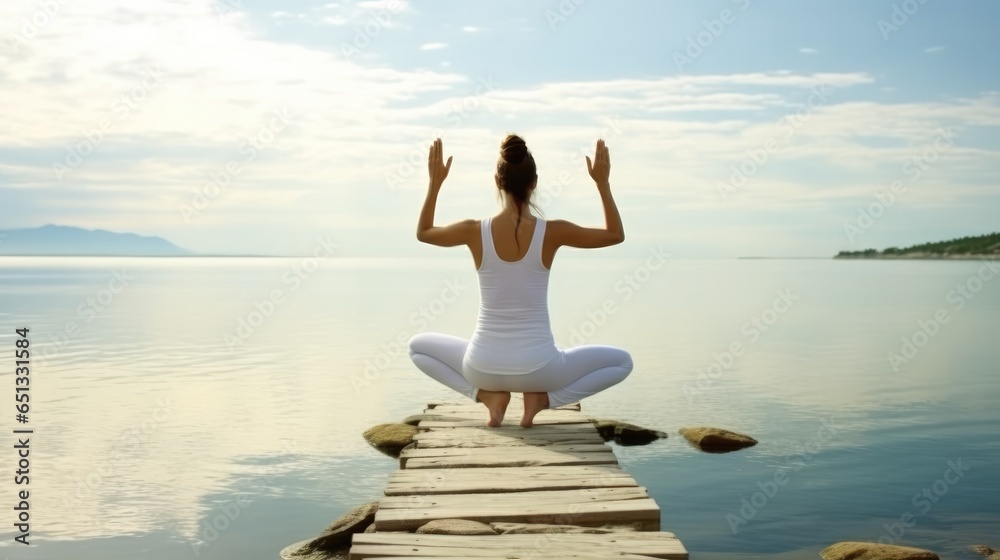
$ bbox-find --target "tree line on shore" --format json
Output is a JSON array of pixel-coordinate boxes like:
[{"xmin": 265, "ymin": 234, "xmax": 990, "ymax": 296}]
[{"xmin": 836, "ymin": 232, "xmax": 1000, "ymax": 258}]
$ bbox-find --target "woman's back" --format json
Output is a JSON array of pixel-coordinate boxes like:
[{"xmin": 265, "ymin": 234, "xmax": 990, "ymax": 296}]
[
  {"xmin": 464, "ymin": 215, "xmax": 559, "ymax": 375},
  {"xmin": 409, "ymin": 136, "xmax": 631, "ymax": 427}
]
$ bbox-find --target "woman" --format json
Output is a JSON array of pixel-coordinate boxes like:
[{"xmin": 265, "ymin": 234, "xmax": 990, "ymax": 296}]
[{"xmin": 408, "ymin": 134, "xmax": 633, "ymax": 428}]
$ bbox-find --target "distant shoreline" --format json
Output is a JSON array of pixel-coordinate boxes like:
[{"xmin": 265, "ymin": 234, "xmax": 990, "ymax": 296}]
[
  {"xmin": 833, "ymin": 253, "xmax": 1000, "ymax": 260},
  {"xmin": 1, "ymin": 254, "xmax": 997, "ymax": 260},
  {"xmin": 0, "ymin": 253, "xmax": 288, "ymax": 258}
]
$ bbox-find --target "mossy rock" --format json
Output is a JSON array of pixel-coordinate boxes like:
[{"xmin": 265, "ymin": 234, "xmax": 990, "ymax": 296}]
[
  {"xmin": 679, "ymin": 427, "xmax": 757, "ymax": 453},
  {"xmin": 591, "ymin": 419, "xmax": 667, "ymax": 446},
  {"xmin": 279, "ymin": 501, "xmax": 379, "ymax": 559},
  {"xmin": 820, "ymin": 542, "xmax": 939, "ymax": 560},
  {"xmin": 363, "ymin": 423, "xmax": 418, "ymax": 457},
  {"xmin": 971, "ymin": 545, "xmax": 1000, "ymax": 560}
]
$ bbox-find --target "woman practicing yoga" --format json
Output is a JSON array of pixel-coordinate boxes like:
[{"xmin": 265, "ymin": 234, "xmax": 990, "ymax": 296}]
[{"xmin": 408, "ymin": 134, "xmax": 633, "ymax": 427}]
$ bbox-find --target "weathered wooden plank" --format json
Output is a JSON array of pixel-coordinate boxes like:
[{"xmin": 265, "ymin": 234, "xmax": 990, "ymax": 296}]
[
  {"xmin": 422, "ymin": 405, "xmax": 589, "ymax": 420},
  {"xmin": 347, "ymin": 401, "xmax": 686, "ymax": 559},
  {"xmin": 412, "ymin": 426, "xmax": 604, "ymax": 448},
  {"xmin": 402, "ymin": 443, "xmax": 611, "ymax": 459},
  {"xmin": 402, "ymin": 454, "xmax": 617, "ymax": 469},
  {"xmin": 400, "ymin": 445, "xmax": 617, "ymax": 469},
  {"xmin": 416, "ymin": 418, "xmax": 593, "ymax": 430},
  {"xmin": 418, "ymin": 414, "xmax": 592, "ymax": 426},
  {"xmin": 427, "ymin": 401, "xmax": 581, "ymax": 412},
  {"xmin": 374, "ymin": 487, "xmax": 659, "ymax": 532},
  {"xmin": 351, "ymin": 552, "xmax": 664, "ymax": 559},
  {"xmin": 350, "ymin": 530, "xmax": 687, "ymax": 559},
  {"xmin": 350, "ymin": 553, "xmax": 661, "ymax": 559},
  {"xmin": 412, "ymin": 413, "xmax": 594, "ymax": 432},
  {"xmin": 385, "ymin": 465, "xmax": 636, "ymax": 495},
  {"xmin": 379, "ymin": 486, "xmax": 650, "ymax": 508}
]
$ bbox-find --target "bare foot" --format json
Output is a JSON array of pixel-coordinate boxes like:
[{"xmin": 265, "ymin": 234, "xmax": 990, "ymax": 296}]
[
  {"xmin": 520, "ymin": 392, "xmax": 549, "ymax": 428},
  {"xmin": 476, "ymin": 389, "xmax": 511, "ymax": 427}
]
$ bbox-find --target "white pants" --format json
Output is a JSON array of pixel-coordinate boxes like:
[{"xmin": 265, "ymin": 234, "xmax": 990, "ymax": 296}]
[{"xmin": 408, "ymin": 332, "xmax": 633, "ymax": 409}]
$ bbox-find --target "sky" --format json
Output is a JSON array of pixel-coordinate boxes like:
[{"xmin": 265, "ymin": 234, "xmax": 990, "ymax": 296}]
[{"xmin": 1, "ymin": 0, "xmax": 998, "ymax": 258}]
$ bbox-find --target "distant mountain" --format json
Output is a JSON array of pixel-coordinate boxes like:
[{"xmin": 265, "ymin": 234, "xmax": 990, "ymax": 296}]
[
  {"xmin": 0, "ymin": 224, "xmax": 192, "ymax": 256},
  {"xmin": 835, "ymin": 232, "xmax": 1000, "ymax": 259}
]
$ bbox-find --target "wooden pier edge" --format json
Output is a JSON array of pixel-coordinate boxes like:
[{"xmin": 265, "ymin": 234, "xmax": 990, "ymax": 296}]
[{"xmin": 348, "ymin": 400, "xmax": 689, "ymax": 559}]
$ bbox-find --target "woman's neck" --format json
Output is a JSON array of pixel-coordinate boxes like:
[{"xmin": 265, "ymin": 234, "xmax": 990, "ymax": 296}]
[{"xmin": 498, "ymin": 204, "xmax": 532, "ymax": 221}]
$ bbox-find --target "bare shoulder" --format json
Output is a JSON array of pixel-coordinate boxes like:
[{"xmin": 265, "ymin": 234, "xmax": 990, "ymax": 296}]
[
  {"xmin": 545, "ymin": 218, "xmax": 572, "ymax": 232},
  {"xmin": 544, "ymin": 218, "xmax": 623, "ymax": 249},
  {"xmin": 545, "ymin": 219, "xmax": 575, "ymax": 239},
  {"xmin": 457, "ymin": 219, "xmax": 480, "ymax": 234}
]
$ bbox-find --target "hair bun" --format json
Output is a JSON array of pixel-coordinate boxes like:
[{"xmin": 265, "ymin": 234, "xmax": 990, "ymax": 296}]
[{"xmin": 501, "ymin": 136, "xmax": 528, "ymax": 164}]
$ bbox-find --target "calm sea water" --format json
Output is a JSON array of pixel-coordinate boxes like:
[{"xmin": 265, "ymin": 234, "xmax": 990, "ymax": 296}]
[{"xmin": 0, "ymin": 256, "xmax": 997, "ymax": 559}]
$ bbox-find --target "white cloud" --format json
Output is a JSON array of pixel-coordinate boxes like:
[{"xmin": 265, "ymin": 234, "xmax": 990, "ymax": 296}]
[
  {"xmin": 0, "ymin": 0, "xmax": 996, "ymax": 259},
  {"xmin": 420, "ymin": 42, "xmax": 448, "ymax": 50},
  {"xmin": 318, "ymin": 15, "xmax": 348, "ymax": 25},
  {"xmin": 462, "ymin": 26, "xmax": 480, "ymax": 33},
  {"xmin": 357, "ymin": 0, "xmax": 408, "ymax": 9},
  {"xmin": 924, "ymin": 46, "xmax": 946, "ymax": 53},
  {"xmin": 799, "ymin": 48, "xmax": 819, "ymax": 54}
]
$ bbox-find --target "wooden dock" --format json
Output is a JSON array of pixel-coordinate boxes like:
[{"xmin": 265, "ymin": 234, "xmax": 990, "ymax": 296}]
[{"xmin": 349, "ymin": 400, "xmax": 689, "ymax": 559}]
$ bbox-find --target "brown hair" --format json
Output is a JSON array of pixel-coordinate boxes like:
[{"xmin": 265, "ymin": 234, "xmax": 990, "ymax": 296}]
[{"xmin": 496, "ymin": 134, "xmax": 540, "ymax": 250}]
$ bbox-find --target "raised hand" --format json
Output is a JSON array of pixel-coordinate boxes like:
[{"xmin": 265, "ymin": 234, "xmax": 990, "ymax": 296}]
[
  {"xmin": 585, "ymin": 139, "xmax": 611, "ymax": 188},
  {"xmin": 427, "ymin": 138, "xmax": 453, "ymax": 189}
]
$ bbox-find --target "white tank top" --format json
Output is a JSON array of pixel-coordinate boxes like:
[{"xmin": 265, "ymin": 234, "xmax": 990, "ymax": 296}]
[{"xmin": 464, "ymin": 216, "xmax": 560, "ymax": 374}]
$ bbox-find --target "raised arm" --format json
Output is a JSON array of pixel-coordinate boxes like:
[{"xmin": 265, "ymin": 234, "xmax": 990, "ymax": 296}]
[
  {"xmin": 549, "ymin": 139, "xmax": 625, "ymax": 249},
  {"xmin": 416, "ymin": 138, "xmax": 477, "ymax": 247}
]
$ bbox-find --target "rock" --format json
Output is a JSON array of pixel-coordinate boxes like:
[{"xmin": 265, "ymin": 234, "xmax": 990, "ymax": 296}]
[
  {"xmin": 306, "ymin": 501, "xmax": 379, "ymax": 552},
  {"xmin": 491, "ymin": 522, "xmax": 642, "ymax": 534},
  {"xmin": 363, "ymin": 423, "xmax": 418, "ymax": 457},
  {"xmin": 279, "ymin": 538, "xmax": 347, "ymax": 560},
  {"xmin": 591, "ymin": 419, "xmax": 668, "ymax": 446},
  {"xmin": 416, "ymin": 519, "xmax": 498, "ymax": 535},
  {"xmin": 971, "ymin": 545, "xmax": 1000, "ymax": 560},
  {"xmin": 820, "ymin": 542, "xmax": 939, "ymax": 560},
  {"xmin": 401, "ymin": 413, "xmax": 449, "ymax": 426},
  {"xmin": 678, "ymin": 426, "xmax": 757, "ymax": 453},
  {"xmin": 362, "ymin": 523, "xmax": 377, "ymax": 534}
]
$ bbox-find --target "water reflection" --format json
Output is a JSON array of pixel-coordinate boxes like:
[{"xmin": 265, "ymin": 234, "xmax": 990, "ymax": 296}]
[{"xmin": 0, "ymin": 256, "xmax": 996, "ymax": 559}]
